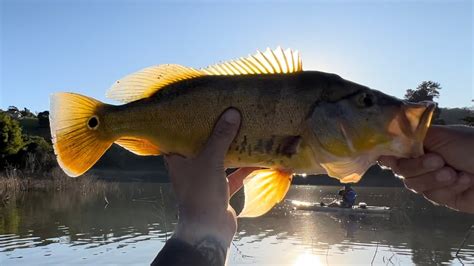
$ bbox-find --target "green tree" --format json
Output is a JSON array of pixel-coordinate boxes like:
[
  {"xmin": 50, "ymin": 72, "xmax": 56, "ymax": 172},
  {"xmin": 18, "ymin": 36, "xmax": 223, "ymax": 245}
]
[
  {"xmin": 405, "ymin": 81, "xmax": 441, "ymax": 102},
  {"xmin": 0, "ymin": 112, "xmax": 24, "ymax": 155},
  {"xmin": 38, "ymin": 111, "xmax": 50, "ymax": 128},
  {"xmin": 20, "ymin": 108, "xmax": 35, "ymax": 118},
  {"xmin": 462, "ymin": 116, "xmax": 474, "ymax": 126},
  {"xmin": 462, "ymin": 100, "xmax": 474, "ymax": 126},
  {"xmin": 6, "ymin": 106, "xmax": 20, "ymax": 119},
  {"xmin": 405, "ymin": 81, "xmax": 443, "ymax": 124}
]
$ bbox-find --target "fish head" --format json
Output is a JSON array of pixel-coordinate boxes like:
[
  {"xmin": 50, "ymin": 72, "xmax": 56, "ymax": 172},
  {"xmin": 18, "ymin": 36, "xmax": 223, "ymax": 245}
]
[{"xmin": 308, "ymin": 80, "xmax": 435, "ymax": 161}]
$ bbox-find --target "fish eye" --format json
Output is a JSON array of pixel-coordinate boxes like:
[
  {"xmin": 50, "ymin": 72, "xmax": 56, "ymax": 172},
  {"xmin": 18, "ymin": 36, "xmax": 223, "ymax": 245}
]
[
  {"xmin": 87, "ymin": 116, "xmax": 99, "ymax": 130},
  {"xmin": 357, "ymin": 93, "xmax": 374, "ymax": 108}
]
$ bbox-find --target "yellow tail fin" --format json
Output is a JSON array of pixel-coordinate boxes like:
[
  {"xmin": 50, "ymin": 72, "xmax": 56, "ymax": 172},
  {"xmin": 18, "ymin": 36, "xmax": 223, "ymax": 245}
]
[
  {"xmin": 238, "ymin": 169, "xmax": 293, "ymax": 218},
  {"xmin": 50, "ymin": 92, "xmax": 113, "ymax": 177}
]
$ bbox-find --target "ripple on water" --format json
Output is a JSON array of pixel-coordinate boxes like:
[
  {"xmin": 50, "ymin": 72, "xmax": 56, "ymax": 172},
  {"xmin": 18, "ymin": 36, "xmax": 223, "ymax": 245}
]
[{"xmin": 1, "ymin": 185, "xmax": 473, "ymax": 265}]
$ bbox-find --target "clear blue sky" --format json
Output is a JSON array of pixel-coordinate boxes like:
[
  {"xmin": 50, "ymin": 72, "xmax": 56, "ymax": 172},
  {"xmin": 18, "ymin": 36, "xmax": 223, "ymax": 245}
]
[{"xmin": 1, "ymin": 0, "xmax": 472, "ymax": 112}]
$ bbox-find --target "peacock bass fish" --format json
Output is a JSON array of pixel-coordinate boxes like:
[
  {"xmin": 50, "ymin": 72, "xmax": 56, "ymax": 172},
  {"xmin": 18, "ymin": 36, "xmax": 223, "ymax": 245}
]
[{"xmin": 50, "ymin": 47, "xmax": 435, "ymax": 218}]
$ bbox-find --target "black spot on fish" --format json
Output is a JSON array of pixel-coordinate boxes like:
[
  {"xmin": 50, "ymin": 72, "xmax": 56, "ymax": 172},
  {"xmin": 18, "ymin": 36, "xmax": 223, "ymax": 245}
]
[
  {"xmin": 265, "ymin": 136, "xmax": 275, "ymax": 154},
  {"xmin": 88, "ymin": 117, "xmax": 99, "ymax": 129},
  {"xmin": 280, "ymin": 136, "xmax": 302, "ymax": 158},
  {"xmin": 254, "ymin": 139, "xmax": 264, "ymax": 153},
  {"xmin": 239, "ymin": 136, "xmax": 247, "ymax": 154},
  {"xmin": 275, "ymin": 144, "xmax": 282, "ymax": 155}
]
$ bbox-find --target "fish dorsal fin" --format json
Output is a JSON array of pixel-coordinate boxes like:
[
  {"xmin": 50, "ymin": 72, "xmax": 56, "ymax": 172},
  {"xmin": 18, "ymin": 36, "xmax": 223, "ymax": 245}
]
[
  {"xmin": 202, "ymin": 47, "xmax": 302, "ymax": 75},
  {"xmin": 107, "ymin": 47, "xmax": 302, "ymax": 103},
  {"xmin": 115, "ymin": 137, "xmax": 160, "ymax": 155},
  {"xmin": 106, "ymin": 64, "xmax": 204, "ymax": 103}
]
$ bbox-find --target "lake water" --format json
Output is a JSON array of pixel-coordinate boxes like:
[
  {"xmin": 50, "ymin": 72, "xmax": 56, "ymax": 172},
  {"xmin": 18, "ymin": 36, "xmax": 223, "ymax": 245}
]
[{"xmin": 1, "ymin": 184, "xmax": 473, "ymax": 265}]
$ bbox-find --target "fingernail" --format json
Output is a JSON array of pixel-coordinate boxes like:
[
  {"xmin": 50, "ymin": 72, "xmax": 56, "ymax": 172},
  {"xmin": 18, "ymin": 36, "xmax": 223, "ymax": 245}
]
[
  {"xmin": 459, "ymin": 174, "xmax": 470, "ymax": 185},
  {"xmin": 435, "ymin": 169, "xmax": 452, "ymax": 182},
  {"xmin": 423, "ymin": 156, "xmax": 443, "ymax": 170},
  {"xmin": 223, "ymin": 109, "xmax": 240, "ymax": 124}
]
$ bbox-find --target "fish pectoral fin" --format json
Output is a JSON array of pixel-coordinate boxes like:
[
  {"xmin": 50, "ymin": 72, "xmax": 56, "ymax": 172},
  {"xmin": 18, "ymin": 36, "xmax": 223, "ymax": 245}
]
[
  {"xmin": 202, "ymin": 47, "xmax": 302, "ymax": 75},
  {"xmin": 106, "ymin": 64, "xmax": 204, "ymax": 103},
  {"xmin": 321, "ymin": 156, "xmax": 373, "ymax": 183},
  {"xmin": 115, "ymin": 137, "xmax": 160, "ymax": 156},
  {"xmin": 238, "ymin": 169, "xmax": 293, "ymax": 218}
]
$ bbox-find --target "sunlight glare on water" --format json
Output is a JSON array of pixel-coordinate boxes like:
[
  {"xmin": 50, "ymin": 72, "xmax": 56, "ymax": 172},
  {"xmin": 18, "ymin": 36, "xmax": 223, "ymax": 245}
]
[
  {"xmin": 293, "ymin": 252, "xmax": 322, "ymax": 266},
  {"xmin": 1, "ymin": 184, "xmax": 473, "ymax": 265}
]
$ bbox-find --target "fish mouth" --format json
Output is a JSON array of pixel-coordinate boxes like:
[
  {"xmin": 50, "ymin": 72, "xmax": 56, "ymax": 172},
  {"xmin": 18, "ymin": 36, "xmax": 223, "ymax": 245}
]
[{"xmin": 399, "ymin": 101, "xmax": 436, "ymax": 156}]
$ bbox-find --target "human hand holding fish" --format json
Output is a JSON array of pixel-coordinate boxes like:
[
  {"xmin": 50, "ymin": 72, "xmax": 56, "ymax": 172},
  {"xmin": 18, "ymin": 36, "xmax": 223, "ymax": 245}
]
[
  {"xmin": 379, "ymin": 125, "xmax": 474, "ymax": 213},
  {"xmin": 164, "ymin": 108, "xmax": 258, "ymax": 264}
]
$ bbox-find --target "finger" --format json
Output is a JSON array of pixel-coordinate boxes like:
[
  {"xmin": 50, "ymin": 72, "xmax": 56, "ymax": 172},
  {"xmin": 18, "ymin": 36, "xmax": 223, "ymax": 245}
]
[
  {"xmin": 378, "ymin": 156, "xmax": 398, "ymax": 170},
  {"xmin": 403, "ymin": 166, "xmax": 457, "ymax": 193},
  {"xmin": 228, "ymin": 167, "xmax": 260, "ymax": 197},
  {"xmin": 163, "ymin": 153, "xmax": 187, "ymax": 170},
  {"xmin": 202, "ymin": 108, "xmax": 241, "ymax": 159},
  {"xmin": 423, "ymin": 172, "xmax": 473, "ymax": 207},
  {"xmin": 379, "ymin": 153, "xmax": 444, "ymax": 178},
  {"xmin": 455, "ymin": 173, "xmax": 474, "ymax": 213}
]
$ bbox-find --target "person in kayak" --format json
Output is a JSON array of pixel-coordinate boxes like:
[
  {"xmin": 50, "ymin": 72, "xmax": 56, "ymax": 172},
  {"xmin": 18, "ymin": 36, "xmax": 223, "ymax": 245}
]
[
  {"xmin": 339, "ymin": 185, "xmax": 357, "ymax": 208},
  {"xmin": 322, "ymin": 184, "xmax": 357, "ymax": 208}
]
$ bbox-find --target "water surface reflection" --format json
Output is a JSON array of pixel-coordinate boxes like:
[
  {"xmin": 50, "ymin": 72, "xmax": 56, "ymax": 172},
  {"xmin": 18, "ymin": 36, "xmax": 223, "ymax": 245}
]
[{"xmin": 1, "ymin": 184, "xmax": 473, "ymax": 265}]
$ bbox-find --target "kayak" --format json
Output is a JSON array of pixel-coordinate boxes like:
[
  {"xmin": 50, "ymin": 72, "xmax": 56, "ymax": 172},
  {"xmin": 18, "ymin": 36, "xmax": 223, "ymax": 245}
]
[{"xmin": 288, "ymin": 200, "xmax": 391, "ymax": 214}]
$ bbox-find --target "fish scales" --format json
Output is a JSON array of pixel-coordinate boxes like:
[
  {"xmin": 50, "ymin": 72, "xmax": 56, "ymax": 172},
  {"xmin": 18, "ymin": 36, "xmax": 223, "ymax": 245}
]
[{"xmin": 105, "ymin": 73, "xmax": 334, "ymax": 171}]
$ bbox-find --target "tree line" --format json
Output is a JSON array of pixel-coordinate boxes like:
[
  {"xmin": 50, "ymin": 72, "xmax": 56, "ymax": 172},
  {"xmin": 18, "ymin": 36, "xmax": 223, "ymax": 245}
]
[{"xmin": 0, "ymin": 107, "xmax": 54, "ymax": 174}]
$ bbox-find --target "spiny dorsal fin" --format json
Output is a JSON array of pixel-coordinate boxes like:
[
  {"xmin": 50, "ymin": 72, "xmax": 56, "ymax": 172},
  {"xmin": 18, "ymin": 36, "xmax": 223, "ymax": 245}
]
[
  {"xmin": 106, "ymin": 64, "xmax": 204, "ymax": 103},
  {"xmin": 202, "ymin": 47, "xmax": 302, "ymax": 75},
  {"xmin": 106, "ymin": 47, "xmax": 302, "ymax": 103}
]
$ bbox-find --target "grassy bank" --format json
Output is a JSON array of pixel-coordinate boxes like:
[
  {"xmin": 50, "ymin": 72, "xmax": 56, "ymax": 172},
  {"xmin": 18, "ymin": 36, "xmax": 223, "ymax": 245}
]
[{"xmin": 0, "ymin": 166, "xmax": 119, "ymax": 205}]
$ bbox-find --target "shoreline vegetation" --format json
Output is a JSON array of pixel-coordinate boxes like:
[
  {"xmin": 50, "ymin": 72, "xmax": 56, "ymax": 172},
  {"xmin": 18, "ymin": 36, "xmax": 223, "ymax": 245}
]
[
  {"xmin": 1, "ymin": 82, "xmax": 473, "ymax": 202},
  {"xmin": 0, "ymin": 165, "xmax": 119, "ymax": 206}
]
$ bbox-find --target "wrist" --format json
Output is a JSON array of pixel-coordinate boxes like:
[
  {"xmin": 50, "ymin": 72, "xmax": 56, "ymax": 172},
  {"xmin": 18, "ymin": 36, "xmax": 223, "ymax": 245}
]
[{"xmin": 174, "ymin": 207, "xmax": 236, "ymax": 249}]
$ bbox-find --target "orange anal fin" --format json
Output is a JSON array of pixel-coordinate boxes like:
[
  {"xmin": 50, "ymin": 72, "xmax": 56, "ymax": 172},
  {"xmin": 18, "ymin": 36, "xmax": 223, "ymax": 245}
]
[
  {"xmin": 115, "ymin": 137, "xmax": 160, "ymax": 156},
  {"xmin": 238, "ymin": 169, "xmax": 293, "ymax": 218}
]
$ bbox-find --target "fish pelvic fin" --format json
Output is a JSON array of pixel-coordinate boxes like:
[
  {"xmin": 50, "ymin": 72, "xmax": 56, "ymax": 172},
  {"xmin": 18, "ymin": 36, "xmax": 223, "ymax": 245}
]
[
  {"xmin": 238, "ymin": 169, "xmax": 293, "ymax": 218},
  {"xmin": 50, "ymin": 93, "xmax": 113, "ymax": 177},
  {"xmin": 115, "ymin": 137, "xmax": 160, "ymax": 155}
]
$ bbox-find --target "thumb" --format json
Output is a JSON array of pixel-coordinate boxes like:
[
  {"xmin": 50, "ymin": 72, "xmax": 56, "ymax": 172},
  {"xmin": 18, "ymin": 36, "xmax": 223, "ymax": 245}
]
[{"xmin": 202, "ymin": 108, "xmax": 241, "ymax": 159}]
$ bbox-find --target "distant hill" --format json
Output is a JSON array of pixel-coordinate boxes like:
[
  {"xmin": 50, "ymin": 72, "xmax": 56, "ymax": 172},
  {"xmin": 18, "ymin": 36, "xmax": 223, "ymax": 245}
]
[{"xmin": 439, "ymin": 107, "xmax": 472, "ymax": 125}]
